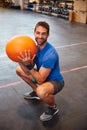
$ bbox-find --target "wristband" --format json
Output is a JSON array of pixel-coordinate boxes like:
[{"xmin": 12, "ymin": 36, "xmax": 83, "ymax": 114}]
[
  {"xmin": 26, "ymin": 64, "xmax": 34, "ymax": 70},
  {"xmin": 31, "ymin": 77, "xmax": 36, "ymax": 83}
]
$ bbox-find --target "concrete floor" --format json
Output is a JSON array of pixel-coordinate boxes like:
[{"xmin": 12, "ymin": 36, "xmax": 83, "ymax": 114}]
[{"xmin": 0, "ymin": 7, "xmax": 87, "ymax": 130}]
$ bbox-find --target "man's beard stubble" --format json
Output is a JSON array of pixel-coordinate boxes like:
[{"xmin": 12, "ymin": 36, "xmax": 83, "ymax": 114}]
[{"xmin": 35, "ymin": 38, "xmax": 47, "ymax": 46}]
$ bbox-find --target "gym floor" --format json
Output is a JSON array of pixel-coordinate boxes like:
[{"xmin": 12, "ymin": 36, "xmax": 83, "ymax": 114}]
[{"xmin": 0, "ymin": 7, "xmax": 87, "ymax": 130}]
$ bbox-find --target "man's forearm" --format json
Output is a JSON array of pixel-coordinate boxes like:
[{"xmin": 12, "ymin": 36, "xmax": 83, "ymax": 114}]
[
  {"xmin": 29, "ymin": 69, "xmax": 43, "ymax": 84},
  {"xmin": 19, "ymin": 62, "xmax": 31, "ymax": 74}
]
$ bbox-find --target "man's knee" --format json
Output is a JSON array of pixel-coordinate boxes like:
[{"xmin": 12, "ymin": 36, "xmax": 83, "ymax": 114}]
[
  {"xmin": 36, "ymin": 86, "xmax": 46, "ymax": 99},
  {"xmin": 16, "ymin": 66, "xmax": 22, "ymax": 76},
  {"xmin": 36, "ymin": 84, "xmax": 52, "ymax": 100}
]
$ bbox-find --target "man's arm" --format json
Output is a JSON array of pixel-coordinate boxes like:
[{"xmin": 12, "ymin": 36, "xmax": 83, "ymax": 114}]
[
  {"xmin": 18, "ymin": 50, "xmax": 51, "ymax": 84},
  {"xmin": 29, "ymin": 67, "xmax": 51, "ymax": 84}
]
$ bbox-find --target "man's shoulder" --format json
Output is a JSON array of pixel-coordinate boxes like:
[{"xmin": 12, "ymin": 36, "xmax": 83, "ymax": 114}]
[{"xmin": 46, "ymin": 43, "xmax": 57, "ymax": 55}]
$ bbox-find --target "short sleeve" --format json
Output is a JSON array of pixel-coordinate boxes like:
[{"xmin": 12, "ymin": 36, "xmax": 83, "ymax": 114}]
[{"xmin": 42, "ymin": 49, "xmax": 58, "ymax": 69}]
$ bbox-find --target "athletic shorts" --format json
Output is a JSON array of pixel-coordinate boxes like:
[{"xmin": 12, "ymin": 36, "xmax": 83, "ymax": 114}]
[
  {"xmin": 32, "ymin": 78, "xmax": 64, "ymax": 95},
  {"xmin": 49, "ymin": 80, "xmax": 64, "ymax": 95}
]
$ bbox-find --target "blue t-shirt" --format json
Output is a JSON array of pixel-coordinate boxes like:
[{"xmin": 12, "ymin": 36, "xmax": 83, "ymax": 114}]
[{"xmin": 35, "ymin": 42, "xmax": 64, "ymax": 82}]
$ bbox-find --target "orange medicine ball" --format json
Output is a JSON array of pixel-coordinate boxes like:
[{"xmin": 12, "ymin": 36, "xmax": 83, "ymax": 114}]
[{"xmin": 6, "ymin": 35, "xmax": 36, "ymax": 62}]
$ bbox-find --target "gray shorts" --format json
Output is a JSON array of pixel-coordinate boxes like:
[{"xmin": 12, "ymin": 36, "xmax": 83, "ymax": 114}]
[
  {"xmin": 50, "ymin": 80, "xmax": 64, "ymax": 95},
  {"xmin": 32, "ymin": 78, "xmax": 64, "ymax": 95}
]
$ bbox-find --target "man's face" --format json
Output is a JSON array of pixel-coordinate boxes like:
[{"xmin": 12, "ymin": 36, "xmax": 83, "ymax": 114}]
[{"xmin": 34, "ymin": 26, "xmax": 49, "ymax": 46}]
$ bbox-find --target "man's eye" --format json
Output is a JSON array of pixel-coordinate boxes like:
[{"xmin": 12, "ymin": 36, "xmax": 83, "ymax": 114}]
[{"xmin": 36, "ymin": 32, "xmax": 40, "ymax": 34}]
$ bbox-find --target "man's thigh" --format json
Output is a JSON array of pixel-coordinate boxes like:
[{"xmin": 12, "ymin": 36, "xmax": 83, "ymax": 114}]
[
  {"xmin": 36, "ymin": 82, "xmax": 54, "ymax": 95},
  {"xmin": 36, "ymin": 80, "xmax": 64, "ymax": 95}
]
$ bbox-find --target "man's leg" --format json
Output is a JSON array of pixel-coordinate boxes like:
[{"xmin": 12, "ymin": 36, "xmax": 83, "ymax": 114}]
[
  {"xmin": 36, "ymin": 81, "xmax": 64, "ymax": 121},
  {"xmin": 16, "ymin": 66, "xmax": 37, "ymax": 91},
  {"xmin": 36, "ymin": 82, "xmax": 56, "ymax": 107},
  {"xmin": 16, "ymin": 66, "xmax": 40, "ymax": 100}
]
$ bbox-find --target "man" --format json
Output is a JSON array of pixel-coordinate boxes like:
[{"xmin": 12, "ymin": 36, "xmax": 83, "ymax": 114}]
[{"xmin": 16, "ymin": 21, "xmax": 64, "ymax": 121}]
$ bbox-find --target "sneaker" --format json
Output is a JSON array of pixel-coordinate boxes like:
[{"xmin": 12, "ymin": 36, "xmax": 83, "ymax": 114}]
[
  {"xmin": 24, "ymin": 91, "xmax": 40, "ymax": 100},
  {"xmin": 40, "ymin": 106, "xmax": 59, "ymax": 121}
]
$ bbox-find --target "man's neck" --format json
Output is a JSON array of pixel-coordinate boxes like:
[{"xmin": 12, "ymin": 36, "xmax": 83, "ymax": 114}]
[{"xmin": 38, "ymin": 42, "xmax": 47, "ymax": 50}]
